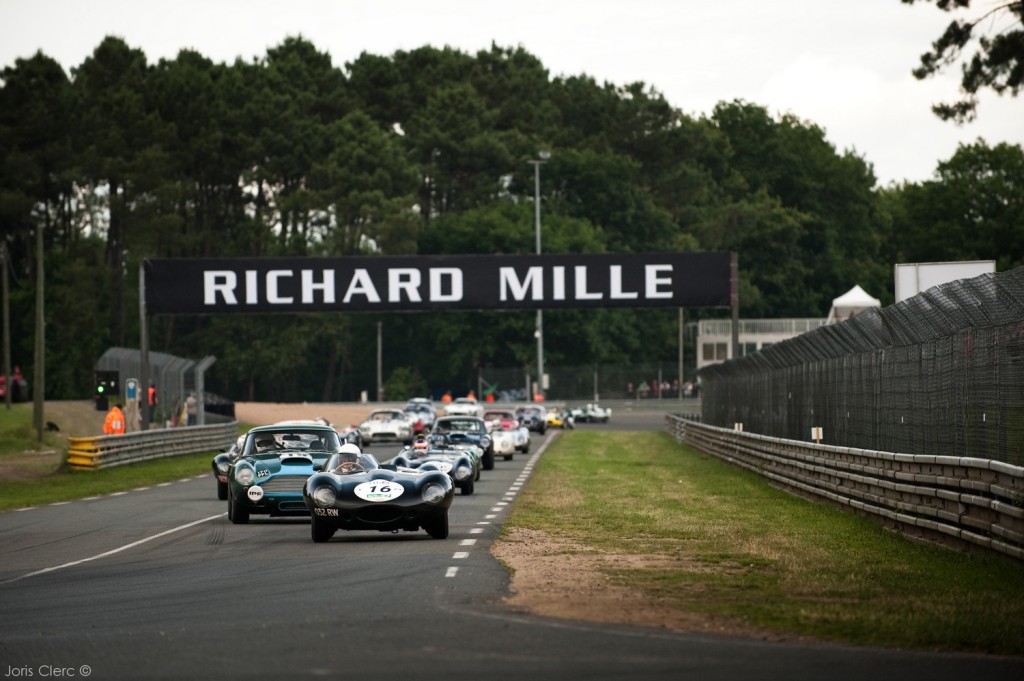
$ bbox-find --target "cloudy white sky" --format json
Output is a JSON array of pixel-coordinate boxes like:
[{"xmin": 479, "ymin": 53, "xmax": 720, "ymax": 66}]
[{"xmin": 1, "ymin": 0, "xmax": 1021, "ymax": 186}]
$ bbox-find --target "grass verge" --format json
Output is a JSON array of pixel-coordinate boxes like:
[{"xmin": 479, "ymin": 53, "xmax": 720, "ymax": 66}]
[
  {"xmin": 0, "ymin": 405, "xmax": 252, "ymax": 512},
  {"xmin": 0, "ymin": 451, "xmax": 219, "ymax": 512},
  {"xmin": 503, "ymin": 430, "xmax": 1024, "ymax": 655}
]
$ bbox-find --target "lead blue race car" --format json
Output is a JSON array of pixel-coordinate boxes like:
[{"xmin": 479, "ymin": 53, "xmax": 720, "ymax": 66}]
[
  {"xmin": 303, "ymin": 444, "xmax": 454, "ymax": 542},
  {"xmin": 227, "ymin": 423, "xmax": 340, "ymax": 524}
]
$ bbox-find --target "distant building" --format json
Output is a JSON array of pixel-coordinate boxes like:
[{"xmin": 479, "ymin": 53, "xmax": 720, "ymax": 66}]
[
  {"xmin": 696, "ymin": 284, "xmax": 883, "ymax": 371},
  {"xmin": 696, "ymin": 318, "xmax": 827, "ymax": 371}
]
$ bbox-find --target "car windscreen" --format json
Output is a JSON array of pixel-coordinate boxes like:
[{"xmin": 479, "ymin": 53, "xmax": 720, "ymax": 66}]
[{"xmin": 249, "ymin": 430, "xmax": 340, "ymax": 454}]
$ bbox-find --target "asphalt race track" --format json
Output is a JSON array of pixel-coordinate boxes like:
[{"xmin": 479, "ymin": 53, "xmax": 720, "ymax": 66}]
[{"xmin": 1, "ymin": 416, "xmax": 1020, "ymax": 680}]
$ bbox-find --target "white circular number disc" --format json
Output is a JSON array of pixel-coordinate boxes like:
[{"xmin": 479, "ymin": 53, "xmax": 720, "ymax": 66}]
[
  {"xmin": 247, "ymin": 486, "xmax": 264, "ymax": 501},
  {"xmin": 354, "ymin": 480, "xmax": 404, "ymax": 502}
]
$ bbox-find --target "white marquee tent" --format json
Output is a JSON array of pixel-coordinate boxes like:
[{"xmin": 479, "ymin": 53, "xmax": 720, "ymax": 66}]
[{"xmin": 827, "ymin": 284, "xmax": 881, "ymax": 324}]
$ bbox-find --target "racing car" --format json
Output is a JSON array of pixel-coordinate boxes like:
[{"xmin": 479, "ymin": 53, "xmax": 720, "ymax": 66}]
[
  {"xmin": 431, "ymin": 415, "xmax": 495, "ymax": 470},
  {"xmin": 443, "ymin": 397, "xmax": 483, "ymax": 418},
  {"xmin": 226, "ymin": 423, "xmax": 340, "ymax": 524},
  {"xmin": 358, "ymin": 408, "xmax": 414, "ymax": 445},
  {"xmin": 303, "ymin": 444, "xmax": 454, "ymax": 541},
  {"xmin": 482, "ymin": 408, "xmax": 530, "ymax": 459},
  {"xmin": 392, "ymin": 436, "xmax": 480, "ymax": 495},
  {"xmin": 571, "ymin": 403, "xmax": 613, "ymax": 423},
  {"xmin": 515, "ymin": 404, "xmax": 548, "ymax": 435},
  {"xmin": 212, "ymin": 435, "xmax": 245, "ymax": 500}
]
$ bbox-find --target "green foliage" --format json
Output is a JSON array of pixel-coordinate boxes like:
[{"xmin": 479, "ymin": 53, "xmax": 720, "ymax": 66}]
[
  {"xmin": 902, "ymin": 0, "xmax": 1024, "ymax": 122},
  {"xmin": 1, "ymin": 38, "xmax": 1021, "ymax": 401},
  {"xmin": 383, "ymin": 366, "xmax": 429, "ymax": 402}
]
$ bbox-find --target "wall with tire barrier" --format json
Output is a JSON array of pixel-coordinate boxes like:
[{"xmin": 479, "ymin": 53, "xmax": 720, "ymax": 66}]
[
  {"xmin": 665, "ymin": 414, "xmax": 1024, "ymax": 561},
  {"xmin": 67, "ymin": 422, "xmax": 238, "ymax": 470}
]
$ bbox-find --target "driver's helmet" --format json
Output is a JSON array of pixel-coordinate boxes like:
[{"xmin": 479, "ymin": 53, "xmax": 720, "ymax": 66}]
[
  {"xmin": 413, "ymin": 436, "xmax": 429, "ymax": 451},
  {"xmin": 338, "ymin": 442, "xmax": 361, "ymax": 463},
  {"xmin": 255, "ymin": 437, "xmax": 275, "ymax": 451}
]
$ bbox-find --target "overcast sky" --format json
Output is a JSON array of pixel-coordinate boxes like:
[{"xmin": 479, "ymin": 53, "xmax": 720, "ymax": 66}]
[{"xmin": 2, "ymin": 0, "xmax": 1021, "ymax": 187}]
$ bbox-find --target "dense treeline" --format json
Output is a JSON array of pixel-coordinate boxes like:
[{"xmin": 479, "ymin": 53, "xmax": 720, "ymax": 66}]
[{"xmin": 1, "ymin": 37, "xmax": 1022, "ymax": 402}]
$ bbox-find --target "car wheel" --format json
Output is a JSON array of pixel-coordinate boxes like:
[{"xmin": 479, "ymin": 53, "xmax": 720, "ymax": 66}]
[
  {"xmin": 461, "ymin": 478, "xmax": 474, "ymax": 495},
  {"xmin": 503, "ymin": 453, "xmax": 513, "ymax": 461},
  {"xmin": 311, "ymin": 514, "xmax": 334, "ymax": 543},
  {"xmin": 228, "ymin": 494, "xmax": 249, "ymax": 525},
  {"xmin": 425, "ymin": 512, "xmax": 449, "ymax": 539},
  {"xmin": 217, "ymin": 480, "xmax": 228, "ymax": 501},
  {"xmin": 482, "ymin": 448, "xmax": 495, "ymax": 471}
]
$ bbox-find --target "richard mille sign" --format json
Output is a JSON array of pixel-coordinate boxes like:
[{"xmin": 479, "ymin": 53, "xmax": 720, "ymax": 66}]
[{"xmin": 143, "ymin": 253, "xmax": 733, "ymax": 314}]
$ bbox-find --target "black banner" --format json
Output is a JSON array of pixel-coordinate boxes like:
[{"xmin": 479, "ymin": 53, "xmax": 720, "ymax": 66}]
[{"xmin": 143, "ymin": 253, "xmax": 733, "ymax": 314}]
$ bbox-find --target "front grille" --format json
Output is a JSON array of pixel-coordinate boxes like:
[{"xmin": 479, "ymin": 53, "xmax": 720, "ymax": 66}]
[
  {"xmin": 355, "ymin": 505, "xmax": 405, "ymax": 524},
  {"xmin": 259, "ymin": 475, "xmax": 310, "ymax": 493}
]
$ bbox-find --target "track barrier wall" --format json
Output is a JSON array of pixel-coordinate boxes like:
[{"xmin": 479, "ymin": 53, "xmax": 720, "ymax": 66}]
[
  {"xmin": 665, "ymin": 415, "xmax": 1024, "ymax": 561},
  {"xmin": 67, "ymin": 422, "xmax": 238, "ymax": 470}
]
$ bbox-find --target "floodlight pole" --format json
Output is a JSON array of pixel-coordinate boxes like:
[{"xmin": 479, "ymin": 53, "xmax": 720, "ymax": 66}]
[{"xmin": 528, "ymin": 151, "xmax": 550, "ymax": 400}]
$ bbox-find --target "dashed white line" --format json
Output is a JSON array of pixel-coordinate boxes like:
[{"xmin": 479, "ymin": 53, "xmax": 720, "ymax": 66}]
[
  {"xmin": 2, "ymin": 513, "xmax": 224, "ymax": 584},
  {"xmin": 459, "ymin": 539, "xmax": 477, "ymax": 546},
  {"xmin": 452, "ymin": 552, "xmax": 469, "ymax": 559},
  {"xmin": 446, "ymin": 567, "xmax": 459, "ymax": 578}
]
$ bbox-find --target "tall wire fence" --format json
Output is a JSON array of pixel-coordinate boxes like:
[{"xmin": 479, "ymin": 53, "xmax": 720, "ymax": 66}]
[{"xmin": 700, "ymin": 267, "xmax": 1024, "ymax": 466}]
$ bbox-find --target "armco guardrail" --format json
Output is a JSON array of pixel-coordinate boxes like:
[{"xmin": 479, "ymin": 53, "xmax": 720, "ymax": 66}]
[
  {"xmin": 665, "ymin": 415, "xmax": 1024, "ymax": 561},
  {"xmin": 67, "ymin": 422, "xmax": 238, "ymax": 470}
]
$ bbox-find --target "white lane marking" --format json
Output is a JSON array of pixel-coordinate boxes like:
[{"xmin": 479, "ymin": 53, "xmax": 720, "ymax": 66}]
[
  {"xmin": 446, "ymin": 567, "xmax": 459, "ymax": 578},
  {"xmin": 110, "ymin": 491, "xmax": 127, "ymax": 497},
  {"xmin": 490, "ymin": 507, "xmax": 503, "ymax": 513},
  {"xmin": 469, "ymin": 528, "xmax": 484, "ymax": 534},
  {"xmin": 476, "ymin": 521, "xmax": 491, "ymax": 525},
  {"xmin": 484, "ymin": 514, "xmax": 497, "ymax": 519},
  {"xmin": 157, "ymin": 482, "xmax": 173, "ymax": 487},
  {"xmin": 452, "ymin": 552, "xmax": 469, "ymax": 559},
  {"xmin": 459, "ymin": 539, "xmax": 477, "ymax": 546},
  {"xmin": 48, "ymin": 501, "xmax": 70, "ymax": 507},
  {"xmin": 1, "ymin": 513, "xmax": 224, "ymax": 585}
]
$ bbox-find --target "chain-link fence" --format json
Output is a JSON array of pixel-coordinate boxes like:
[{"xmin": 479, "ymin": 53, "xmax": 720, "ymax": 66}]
[{"xmin": 699, "ymin": 267, "xmax": 1024, "ymax": 465}]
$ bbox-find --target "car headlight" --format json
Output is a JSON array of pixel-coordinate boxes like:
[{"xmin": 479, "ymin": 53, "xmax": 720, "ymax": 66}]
[
  {"xmin": 216, "ymin": 461, "xmax": 230, "ymax": 474},
  {"xmin": 312, "ymin": 486, "xmax": 336, "ymax": 507},
  {"xmin": 455, "ymin": 465, "xmax": 472, "ymax": 481},
  {"xmin": 421, "ymin": 482, "xmax": 447, "ymax": 504},
  {"xmin": 235, "ymin": 466, "xmax": 255, "ymax": 486},
  {"xmin": 481, "ymin": 436, "xmax": 491, "ymax": 449}
]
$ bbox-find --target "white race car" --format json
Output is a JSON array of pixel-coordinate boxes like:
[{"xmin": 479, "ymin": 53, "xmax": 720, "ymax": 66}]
[
  {"xmin": 572, "ymin": 403, "xmax": 612, "ymax": 423},
  {"xmin": 358, "ymin": 408, "xmax": 413, "ymax": 445},
  {"xmin": 444, "ymin": 397, "xmax": 483, "ymax": 418},
  {"xmin": 482, "ymin": 409, "xmax": 530, "ymax": 460}
]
